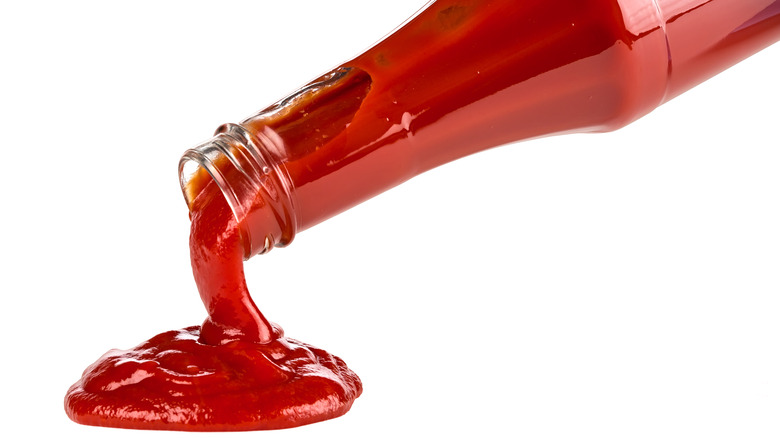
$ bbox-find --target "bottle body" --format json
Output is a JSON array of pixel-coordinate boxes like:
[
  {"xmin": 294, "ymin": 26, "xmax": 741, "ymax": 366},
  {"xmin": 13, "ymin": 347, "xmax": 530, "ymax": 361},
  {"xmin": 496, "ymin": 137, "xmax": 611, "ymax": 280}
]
[{"xmin": 180, "ymin": 0, "xmax": 780, "ymax": 259}]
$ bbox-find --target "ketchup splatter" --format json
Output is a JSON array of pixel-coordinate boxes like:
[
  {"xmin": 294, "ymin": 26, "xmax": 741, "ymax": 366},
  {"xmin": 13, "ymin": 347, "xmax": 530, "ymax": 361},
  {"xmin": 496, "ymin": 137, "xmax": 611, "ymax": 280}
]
[{"xmin": 64, "ymin": 180, "xmax": 361, "ymax": 431}]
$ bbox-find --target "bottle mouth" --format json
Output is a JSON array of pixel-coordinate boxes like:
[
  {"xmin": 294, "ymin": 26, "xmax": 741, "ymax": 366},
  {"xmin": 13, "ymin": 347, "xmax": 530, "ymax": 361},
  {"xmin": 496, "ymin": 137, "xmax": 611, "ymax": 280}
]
[{"xmin": 178, "ymin": 123, "xmax": 297, "ymax": 259}]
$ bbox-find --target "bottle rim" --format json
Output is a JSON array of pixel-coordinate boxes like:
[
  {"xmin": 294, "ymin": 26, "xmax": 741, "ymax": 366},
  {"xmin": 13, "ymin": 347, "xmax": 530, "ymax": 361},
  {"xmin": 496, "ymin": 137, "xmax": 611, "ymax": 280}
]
[{"xmin": 178, "ymin": 123, "xmax": 298, "ymax": 258}]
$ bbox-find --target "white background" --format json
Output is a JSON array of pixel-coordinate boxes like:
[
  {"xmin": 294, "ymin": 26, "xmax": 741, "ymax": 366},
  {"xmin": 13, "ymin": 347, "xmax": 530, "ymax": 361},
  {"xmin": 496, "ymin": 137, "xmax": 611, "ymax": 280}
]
[{"xmin": 1, "ymin": 1, "xmax": 779, "ymax": 437}]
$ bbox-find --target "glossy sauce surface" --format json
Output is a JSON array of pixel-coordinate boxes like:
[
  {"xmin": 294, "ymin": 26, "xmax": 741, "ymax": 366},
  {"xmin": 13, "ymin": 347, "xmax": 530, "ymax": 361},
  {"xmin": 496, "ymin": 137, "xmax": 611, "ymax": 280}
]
[
  {"xmin": 242, "ymin": 0, "xmax": 779, "ymax": 241},
  {"xmin": 65, "ymin": 181, "xmax": 362, "ymax": 431}
]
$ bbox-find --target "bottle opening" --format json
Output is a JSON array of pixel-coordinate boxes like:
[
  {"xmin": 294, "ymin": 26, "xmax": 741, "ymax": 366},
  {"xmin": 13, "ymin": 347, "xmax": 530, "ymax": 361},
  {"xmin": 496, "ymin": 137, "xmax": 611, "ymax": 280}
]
[{"xmin": 178, "ymin": 124, "xmax": 297, "ymax": 259}]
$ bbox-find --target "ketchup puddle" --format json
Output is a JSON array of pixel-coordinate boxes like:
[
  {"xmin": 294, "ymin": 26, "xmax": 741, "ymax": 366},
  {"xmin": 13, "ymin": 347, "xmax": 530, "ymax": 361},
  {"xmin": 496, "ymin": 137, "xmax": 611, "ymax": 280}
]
[{"xmin": 65, "ymin": 181, "xmax": 361, "ymax": 431}]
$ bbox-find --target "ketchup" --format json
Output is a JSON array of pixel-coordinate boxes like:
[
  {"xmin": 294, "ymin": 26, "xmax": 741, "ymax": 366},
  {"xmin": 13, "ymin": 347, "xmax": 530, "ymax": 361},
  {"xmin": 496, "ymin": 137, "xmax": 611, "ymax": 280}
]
[
  {"xmin": 64, "ymin": 178, "xmax": 362, "ymax": 431},
  {"xmin": 65, "ymin": 0, "xmax": 780, "ymax": 431}
]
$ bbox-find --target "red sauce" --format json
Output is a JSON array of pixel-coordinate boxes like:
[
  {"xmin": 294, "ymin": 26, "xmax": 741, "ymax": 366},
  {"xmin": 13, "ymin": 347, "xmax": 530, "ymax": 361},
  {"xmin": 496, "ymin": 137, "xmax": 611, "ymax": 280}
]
[
  {"xmin": 65, "ymin": 180, "xmax": 361, "ymax": 431},
  {"xmin": 65, "ymin": 0, "xmax": 780, "ymax": 431}
]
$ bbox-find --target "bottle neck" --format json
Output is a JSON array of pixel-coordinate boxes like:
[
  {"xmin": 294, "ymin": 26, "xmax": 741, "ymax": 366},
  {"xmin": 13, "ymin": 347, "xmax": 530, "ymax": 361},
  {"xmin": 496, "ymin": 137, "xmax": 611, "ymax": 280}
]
[
  {"xmin": 179, "ymin": 123, "xmax": 298, "ymax": 259},
  {"xmin": 178, "ymin": 0, "xmax": 780, "ymax": 259}
]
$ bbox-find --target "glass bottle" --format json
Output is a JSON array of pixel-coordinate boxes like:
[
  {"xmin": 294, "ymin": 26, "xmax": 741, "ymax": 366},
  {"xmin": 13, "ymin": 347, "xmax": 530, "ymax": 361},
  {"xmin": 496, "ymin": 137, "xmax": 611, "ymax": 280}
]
[{"xmin": 179, "ymin": 0, "xmax": 780, "ymax": 259}]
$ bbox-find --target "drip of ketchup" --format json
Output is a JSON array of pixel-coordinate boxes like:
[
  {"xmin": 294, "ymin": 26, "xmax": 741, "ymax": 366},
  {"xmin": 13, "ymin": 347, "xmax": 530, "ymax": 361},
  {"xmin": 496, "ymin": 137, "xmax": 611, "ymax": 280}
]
[
  {"xmin": 64, "ymin": 180, "xmax": 361, "ymax": 431},
  {"xmin": 65, "ymin": 0, "xmax": 780, "ymax": 431}
]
